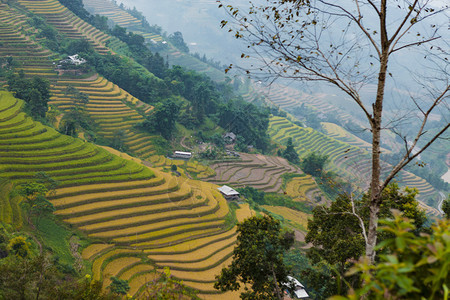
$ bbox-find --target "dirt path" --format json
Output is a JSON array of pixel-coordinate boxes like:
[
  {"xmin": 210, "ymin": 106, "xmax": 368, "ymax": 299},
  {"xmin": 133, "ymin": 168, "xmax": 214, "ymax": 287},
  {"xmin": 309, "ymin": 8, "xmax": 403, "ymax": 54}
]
[
  {"xmin": 294, "ymin": 230, "xmax": 312, "ymax": 249},
  {"xmin": 180, "ymin": 136, "xmax": 192, "ymax": 150}
]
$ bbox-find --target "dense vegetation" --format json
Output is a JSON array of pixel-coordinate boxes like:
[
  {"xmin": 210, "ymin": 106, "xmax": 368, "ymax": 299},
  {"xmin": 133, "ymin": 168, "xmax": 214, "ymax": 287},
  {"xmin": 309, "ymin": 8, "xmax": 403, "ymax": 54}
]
[{"xmin": 7, "ymin": 73, "xmax": 50, "ymax": 120}]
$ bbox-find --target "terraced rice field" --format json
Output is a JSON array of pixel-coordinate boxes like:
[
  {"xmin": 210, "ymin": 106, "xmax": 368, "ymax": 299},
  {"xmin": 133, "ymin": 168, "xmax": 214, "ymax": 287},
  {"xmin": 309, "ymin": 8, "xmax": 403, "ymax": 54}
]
[
  {"xmin": 0, "ymin": 92, "xmax": 241, "ymax": 298},
  {"xmin": 207, "ymin": 153, "xmax": 324, "ymax": 199},
  {"xmin": 82, "ymin": 0, "xmax": 142, "ymax": 28},
  {"xmin": 0, "ymin": 7, "xmax": 57, "ymax": 79},
  {"xmin": 269, "ymin": 116, "xmax": 441, "ymax": 213},
  {"xmin": 148, "ymin": 155, "xmax": 215, "ymax": 179},
  {"xmin": 49, "ymin": 74, "xmax": 158, "ymax": 159},
  {"xmin": 0, "ymin": 178, "xmax": 22, "ymax": 228},
  {"xmin": 285, "ymin": 174, "xmax": 326, "ymax": 205},
  {"xmin": 261, "ymin": 83, "xmax": 353, "ymax": 125},
  {"xmin": 322, "ymin": 122, "xmax": 390, "ymax": 154},
  {"xmin": 261, "ymin": 205, "xmax": 309, "ymax": 231},
  {"xmin": 17, "ymin": 0, "xmax": 112, "ymax": 54}
]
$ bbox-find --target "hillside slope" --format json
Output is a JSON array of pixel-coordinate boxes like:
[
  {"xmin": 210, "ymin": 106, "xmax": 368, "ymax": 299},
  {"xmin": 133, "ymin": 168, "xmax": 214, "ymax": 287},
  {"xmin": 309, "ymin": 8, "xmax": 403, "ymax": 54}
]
[
  {"xmin": 0, "ymin": 91, "xmax": 244, "ymax": 298},
  {"xmin": 269, "ymin": 116, "xmax": 441, "ymax": 215}
]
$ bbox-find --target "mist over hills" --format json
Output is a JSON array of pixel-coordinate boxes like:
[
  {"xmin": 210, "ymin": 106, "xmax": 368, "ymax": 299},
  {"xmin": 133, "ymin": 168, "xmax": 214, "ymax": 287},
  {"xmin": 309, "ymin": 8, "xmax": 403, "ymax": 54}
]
[{"xmin": 118, "ymin": 0, "xmax": 448, "ymax": 133}]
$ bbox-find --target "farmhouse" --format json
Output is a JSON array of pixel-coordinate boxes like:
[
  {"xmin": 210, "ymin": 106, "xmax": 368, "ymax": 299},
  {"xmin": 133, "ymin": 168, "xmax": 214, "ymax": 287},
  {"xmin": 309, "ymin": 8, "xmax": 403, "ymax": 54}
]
[
  {"xmin": 172, "ymin": 151, "xmax": 192, "ymax": 159},
  {"xmin": 217, "ymin": 185, "xmax": 240, "ymax": 201},
  {"xmin": 59, "ymin": 54, "xmax": 86, "ymax": 66},
  {"xmin": 223, "ymin": 132, "xmax": 237, "ymax": 144},
  {"xmin": 283, "ymin": 276, "xmax": 309, "ymax": 299}
]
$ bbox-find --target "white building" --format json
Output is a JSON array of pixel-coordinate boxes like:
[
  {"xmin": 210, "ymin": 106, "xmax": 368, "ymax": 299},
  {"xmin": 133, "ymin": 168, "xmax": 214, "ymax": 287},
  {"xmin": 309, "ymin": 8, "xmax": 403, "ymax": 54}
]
[
  {"xmin": 283, "ymin": 276, "xmax": 309, "ymax": 299},
  {"xmin": 172, "ymin": 151, "xmax": 192, "ymax": 159},
  {"xmin": 67, "ymin": 54, "xmax": 86, "ymax": 65},
  {"xmin": 217, "ymin": 185, "xmax": 240, "ymax": 201}
]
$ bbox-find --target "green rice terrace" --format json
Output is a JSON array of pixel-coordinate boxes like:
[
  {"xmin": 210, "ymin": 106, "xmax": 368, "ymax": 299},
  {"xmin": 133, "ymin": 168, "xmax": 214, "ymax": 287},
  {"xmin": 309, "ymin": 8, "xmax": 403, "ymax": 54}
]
[
  {"xmin": 0, "ymin": 91, "xmax": 253, "ymax": 298},
  {"xmin": 81, "ymin": 0, "xmax": 227, "ymax": 82},
  {"xmin": 0, "ymin": 8, "xmax": 58, "ymax": 79},
  {"xmin": 268, "ymin": 115, "xmax": 441, "ymax": 216},
  {"xmin": 17, "ymin": 0, "xmax": 112, "ymax": 54},
  {"xmin": 262, "ymin": 83, "xmax": 353, "ymax": 125},
  {"xmin": 49, "ymin": 74, "xmax": 159, "ymax": 160}
]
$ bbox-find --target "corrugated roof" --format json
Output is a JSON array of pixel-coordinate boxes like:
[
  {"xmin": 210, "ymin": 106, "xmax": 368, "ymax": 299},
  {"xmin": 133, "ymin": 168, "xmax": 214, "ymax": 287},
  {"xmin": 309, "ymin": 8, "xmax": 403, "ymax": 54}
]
[{"xmin": 217, "ymin": 185, "xmax": 239, "ymax": 196}]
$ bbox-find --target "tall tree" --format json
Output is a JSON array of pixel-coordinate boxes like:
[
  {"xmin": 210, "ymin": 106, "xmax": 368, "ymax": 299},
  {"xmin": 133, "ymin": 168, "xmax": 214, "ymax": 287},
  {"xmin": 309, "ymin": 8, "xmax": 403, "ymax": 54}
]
[
  {"xmin": 305, "ymin": 183, "xmax": 428, "ymax": 295},
  {"xmin": 282, "ymin": 137, "xmax": 300, "ymax": 164},
  {"xmin": 214, "ymin": 215, "xmax": 294, "ymax": 299},
  {"xmin": 218, "ymin": 0, "xmax": 449, "ymax": 262},
  {"xmin": 18, "ymin": 182, "xmax": 55, "ymax": 227}
]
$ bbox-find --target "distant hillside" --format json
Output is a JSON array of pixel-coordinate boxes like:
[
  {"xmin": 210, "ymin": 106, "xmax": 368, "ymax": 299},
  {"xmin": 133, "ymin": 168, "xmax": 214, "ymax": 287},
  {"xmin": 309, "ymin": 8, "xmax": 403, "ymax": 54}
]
[
  {"xmin": 82, "ymin": 0, "xmax": 228, "ymax": 82},
  {"xmin": 268, "ymin": 116, "xmax": 441, "ymax": 215}
]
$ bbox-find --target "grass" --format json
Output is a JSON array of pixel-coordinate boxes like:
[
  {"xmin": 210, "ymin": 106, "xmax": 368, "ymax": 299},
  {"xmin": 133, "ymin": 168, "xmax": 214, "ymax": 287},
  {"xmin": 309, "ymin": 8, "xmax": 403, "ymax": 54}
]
[{"xmin": 35, "ymin": 216, "xmax": 75, "ymax": 266}]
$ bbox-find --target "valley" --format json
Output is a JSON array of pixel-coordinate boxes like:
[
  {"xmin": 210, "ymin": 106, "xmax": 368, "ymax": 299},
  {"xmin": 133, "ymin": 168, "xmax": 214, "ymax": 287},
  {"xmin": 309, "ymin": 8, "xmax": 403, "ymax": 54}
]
[{"xmin": 0, "ymin": 0, "xmax": 447, "ymax": 299}]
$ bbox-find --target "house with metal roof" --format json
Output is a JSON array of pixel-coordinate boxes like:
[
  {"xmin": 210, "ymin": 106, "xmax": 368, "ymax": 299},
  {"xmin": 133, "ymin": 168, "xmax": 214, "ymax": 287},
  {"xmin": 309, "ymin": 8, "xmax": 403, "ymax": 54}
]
[{"xmin": 217, "ymin": 185, "xmax": 240, "ymax": 201}]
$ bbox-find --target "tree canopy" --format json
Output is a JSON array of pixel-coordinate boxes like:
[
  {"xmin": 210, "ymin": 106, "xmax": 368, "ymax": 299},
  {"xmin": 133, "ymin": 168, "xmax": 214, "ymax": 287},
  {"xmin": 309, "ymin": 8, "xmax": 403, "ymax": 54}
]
[
  {"xmin": 332, "ymin": 213, "xmax": 450, "ymax": 300},
  {"xmin": 300, "ymin": 152, "xmax": 328, "ymax": 177},
  {"xmin": 305, "ymin": 183, "xmax": 428, "ymax": 295},
  {"xmin": 215, "ymin": 215, "xmax": 294, "ymax": 299},
  {"xmin": 281, "ymin": 137, "xmax": 300, "ymax": 164},
  {"xmin": 7, "ymin": 74, "xmax": 50, "ymax": 119}
]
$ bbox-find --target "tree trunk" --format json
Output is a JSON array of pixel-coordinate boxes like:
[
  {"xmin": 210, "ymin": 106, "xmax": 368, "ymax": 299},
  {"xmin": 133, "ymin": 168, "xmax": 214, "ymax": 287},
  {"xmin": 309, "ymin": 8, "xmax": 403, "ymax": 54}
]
[
  {"xmin": 366, "ymin": 47, "xmax": 389, "ymax": 262},
  {"xmin": 364, "ymin": 0, "xmax": 391, "ymax": 263},
  {"xmin": 271, "ymin": 263, "xmax": 283, "ymax": 300}
]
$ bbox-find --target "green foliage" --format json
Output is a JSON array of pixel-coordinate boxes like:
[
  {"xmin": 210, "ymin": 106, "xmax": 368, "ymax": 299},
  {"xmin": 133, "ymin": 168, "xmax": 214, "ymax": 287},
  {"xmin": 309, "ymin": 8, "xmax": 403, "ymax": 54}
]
[
  {"xmin": 108, "ymin": 276, "xmax": 130, "ymax": 296},
  {"xmin": 7, "ymin": 236, "xmax": 30, "ymax": 258},
  {"xmin": 305, "ymin": 183, "xmax": 429, "ymax": 297},
  {"xmin": 0, "ymin": 56, "xmax": 16, "ymax": 78},
  {"xmin": 59, "ymin": 107, "xmax": 95, "ymax": 138},
  {"xmin": 239, "ymin": 186, "xmax": 311, "ymax": 214},
  {"xmin": 217, "ymin": 99, "xmax": 270, "ymax": 152},
  {"xmin": 111, "ymin": 25, "xmax": 167, "ymax": 78},
  {"xmin": 35, "ymin": 217, "xmax": 74, "ymax": 268},
  {"xmin": 142, "ymin": 267, "xmax": 199, "ymax": 299},
  {"xmin": 59, "ymin": 0, "xmax": 109, "ymax": 33},
  {"xmin": 168, "ymin": 31, "xmax": 189, "ymax": 53},
  {"xmin": 215, "ymin": 215, "xmax": 294, "ymax": 299},
  {"xmin": 443, "ymin": 195, "xmax": 450, "ymax": 219},
  {"xmin": 199, "ymin": 148, "xmax": 218, "ymax": 159},
  {"xmin": 332, "ymin": 213, "xmax": 450, "ymax": 300},
  {"xmin": 237, "ymin": 186, "xmax": 265, "ymax": 204},
  {"xmin": 18, "ymin": 182, "xmax": 55, "ymax": 226},
  {"xmin": 285, "ymin": 249, "xmax": 341, "ymax": 299},
  {"xmin": 264, "ymin": 193, "xmax": 311, "ymax": 214},
  {"xmin": 306, "ymin": 194, "xmax": 366, "ymax": 274},
  {"xmin": 7, "ymin": 74, "xmax": 50, "ymax": 119},
  {"xmin": 137, "ymin": 97, "xmax": 181, "ymax": 139},
  {"xmin": 27, "ymin": 14, "xmax": 61, "ymax": 51},
  {"xmin": 300, "ymin": 152, "xmax": 328, "ymax": 177},
  {"xmin": 0, "ymin": 179, "xmax": 22, "ymax": 227},
  {"xmin": 281, "ymin": 137, "xmax": 299, "ymax": 164},
  {"xmin": 66, "ymin": 39, "xmax": 94, "ymax": 56},
  {"xmin": 234, "ymin": 135, "xmax": 248, "ymax": 152},
  {"xmin": 0, "ymin": 253, "xmax": 118, "ymax": 300}
]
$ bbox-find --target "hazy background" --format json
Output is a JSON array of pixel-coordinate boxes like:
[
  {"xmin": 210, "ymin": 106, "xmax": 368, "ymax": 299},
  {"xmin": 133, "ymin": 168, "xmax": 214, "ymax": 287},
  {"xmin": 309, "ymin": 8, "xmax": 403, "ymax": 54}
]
[
  {"xmin": 117, "ymin": 0, "xmax": 245, "ymax": 66},
  {"xmin": 116, "ymin": 0, "xmax": 449, "ymax": 131}
]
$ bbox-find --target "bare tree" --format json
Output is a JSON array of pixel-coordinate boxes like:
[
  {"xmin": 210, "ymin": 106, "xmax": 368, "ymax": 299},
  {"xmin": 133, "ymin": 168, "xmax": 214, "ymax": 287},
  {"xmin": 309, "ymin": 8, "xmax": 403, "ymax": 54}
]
[{"xmin": 219, "ymin": 0, "xmax": 449, "ymax": 262}]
